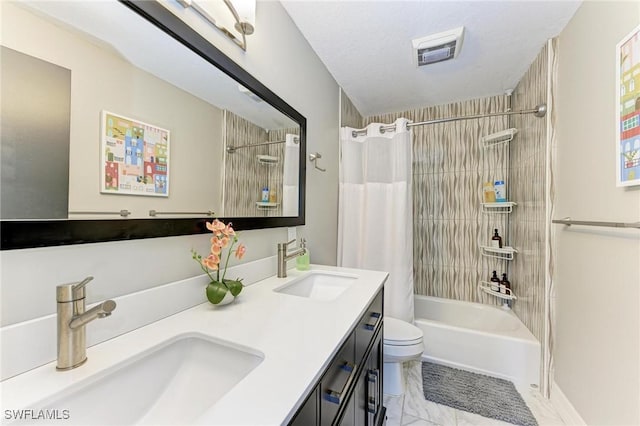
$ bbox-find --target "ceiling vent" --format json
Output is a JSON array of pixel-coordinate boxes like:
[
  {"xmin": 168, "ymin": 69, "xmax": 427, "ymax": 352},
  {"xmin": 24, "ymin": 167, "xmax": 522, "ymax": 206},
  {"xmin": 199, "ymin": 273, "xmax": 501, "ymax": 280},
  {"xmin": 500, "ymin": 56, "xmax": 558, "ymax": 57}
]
[{"xmin": 412, "ymin": 26, "xmax": 464, "ymax": 67}]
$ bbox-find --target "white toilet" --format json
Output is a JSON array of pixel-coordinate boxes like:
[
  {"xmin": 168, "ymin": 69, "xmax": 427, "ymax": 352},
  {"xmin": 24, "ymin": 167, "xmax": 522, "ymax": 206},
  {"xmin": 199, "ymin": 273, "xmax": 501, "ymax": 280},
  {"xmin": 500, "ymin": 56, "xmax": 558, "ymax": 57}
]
[{"xmin": 383, "ymin": 316, "xmax": 424, "ymax": 396}]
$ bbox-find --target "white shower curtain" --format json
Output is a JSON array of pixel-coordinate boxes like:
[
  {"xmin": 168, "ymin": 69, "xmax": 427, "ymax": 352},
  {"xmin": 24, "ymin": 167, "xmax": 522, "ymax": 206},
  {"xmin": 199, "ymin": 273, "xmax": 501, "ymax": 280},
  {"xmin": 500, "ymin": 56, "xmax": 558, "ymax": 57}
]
[
  {"xmin": 338, "ymin": 118, "xmax": 414, "ymax": 323},
  {"xmin": 282, "ymin": 133, "xmax": 299, "ymax": 216}
]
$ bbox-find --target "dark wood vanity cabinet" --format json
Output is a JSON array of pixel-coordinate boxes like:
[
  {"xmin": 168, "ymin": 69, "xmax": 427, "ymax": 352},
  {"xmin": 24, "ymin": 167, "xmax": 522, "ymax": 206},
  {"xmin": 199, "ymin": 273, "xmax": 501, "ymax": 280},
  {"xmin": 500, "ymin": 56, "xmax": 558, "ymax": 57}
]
[
  {"xmin": 289, "ymin": 289, "xmax": 385, "ymax": 426},
  {"xmin": 290, "ymin": 385, "xmax": 319, "ymax": 425}
]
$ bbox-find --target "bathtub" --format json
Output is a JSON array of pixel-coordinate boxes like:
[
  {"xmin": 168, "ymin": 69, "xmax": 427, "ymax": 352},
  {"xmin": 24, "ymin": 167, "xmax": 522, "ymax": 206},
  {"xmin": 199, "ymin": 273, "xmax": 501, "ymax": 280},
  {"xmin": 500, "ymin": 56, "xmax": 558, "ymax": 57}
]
[{"xmin": 414, "ymin": 295, "xmax": 540, "ymax": 387}]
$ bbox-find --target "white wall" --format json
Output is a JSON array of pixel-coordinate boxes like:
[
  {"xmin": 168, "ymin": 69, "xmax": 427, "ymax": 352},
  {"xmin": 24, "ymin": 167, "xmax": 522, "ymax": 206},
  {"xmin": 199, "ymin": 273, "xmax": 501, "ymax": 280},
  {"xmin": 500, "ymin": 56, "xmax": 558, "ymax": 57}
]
[
  {"xmin": 159, "ymin": 0, "xmax": 340, "ymax": 265},
  {"xmin": 0, "ymin": 0, "xmax": 339, "ymax": 329},
  {"xmin": 555, "ymin": 2, "xmax": 640, "ymax": 424}
]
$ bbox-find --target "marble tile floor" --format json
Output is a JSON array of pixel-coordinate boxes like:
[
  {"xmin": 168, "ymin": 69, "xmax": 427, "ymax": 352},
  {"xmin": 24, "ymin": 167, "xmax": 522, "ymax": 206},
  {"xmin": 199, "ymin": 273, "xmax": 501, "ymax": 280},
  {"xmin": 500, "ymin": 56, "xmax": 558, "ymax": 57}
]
[{"xmin": 383, "ymin": 361, "xmax": 564, "ymax": 426}]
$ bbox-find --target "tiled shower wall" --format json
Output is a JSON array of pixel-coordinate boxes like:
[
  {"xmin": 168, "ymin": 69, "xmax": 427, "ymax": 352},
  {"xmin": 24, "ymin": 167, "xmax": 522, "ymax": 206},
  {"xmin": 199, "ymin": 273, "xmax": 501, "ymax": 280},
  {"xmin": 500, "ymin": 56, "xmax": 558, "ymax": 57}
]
[
  {"xmin": 223, "ymin": 111, "xmax": 297, "ymax": 217},
  {"xmin": 509, "ymin": 41, "xmax": 554, "ymax": 345},
  {"xmin": 367, "ymin": 97, "xmax": 513, "ymax": 306},
  {"xmin": 266, "ymin": 127, "xmax": 300, "ymax": 216},
  {"xmin": 340, "ymin": 88, "xmax": 364, "ymax": 129}
]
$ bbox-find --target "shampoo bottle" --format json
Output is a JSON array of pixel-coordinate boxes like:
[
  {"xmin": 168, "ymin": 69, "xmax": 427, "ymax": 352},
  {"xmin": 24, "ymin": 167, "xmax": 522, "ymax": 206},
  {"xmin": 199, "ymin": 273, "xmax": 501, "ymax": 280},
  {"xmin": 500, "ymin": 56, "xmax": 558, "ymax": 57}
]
[
  {"xmin": 494, "ymin": 180, "xmax": 507, "ymax": 202},
  {"xmin": 261, "ymin": 186, "xmax": 269, "ymax": 202},
  {"xmin": 483, "ymin": 182, "xmax": 496, "ymax": 203},
  {"xmin": 500, "ymin": 273, "xmax": 511, "ymax": 295},
  {"xmin": 491, "ymin": 229, "xmax": 503, "ymax": 249},
  {"xmin": 296, "ymin": 238, "xmax": 310, "ymax": 271},
  {"xmin": 490, "ymin": 271, "xmax": 500, "ymax": 292}
]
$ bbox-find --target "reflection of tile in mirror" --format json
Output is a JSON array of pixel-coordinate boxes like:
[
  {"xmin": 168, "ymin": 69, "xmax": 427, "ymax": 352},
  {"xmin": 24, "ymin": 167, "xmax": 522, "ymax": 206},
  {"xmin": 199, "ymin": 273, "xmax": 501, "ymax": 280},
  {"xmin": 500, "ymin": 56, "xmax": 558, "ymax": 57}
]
[
  {"xmin": 222, "ymin": 111, "xmax": 299, "ymax": 218},
  {"xmin": 0, "ymin": 47, "xmax": 70, "ymax": 220}
]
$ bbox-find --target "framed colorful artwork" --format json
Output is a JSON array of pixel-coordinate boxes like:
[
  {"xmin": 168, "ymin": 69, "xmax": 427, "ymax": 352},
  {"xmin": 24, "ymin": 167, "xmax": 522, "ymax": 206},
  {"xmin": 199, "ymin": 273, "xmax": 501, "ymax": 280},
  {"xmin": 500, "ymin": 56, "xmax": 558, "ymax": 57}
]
[
  {"xmin": 101, "ymin": 111, "xmax": 170, "ymax": 196},
  {"xmin": 617, "ymin": 25, "xmax": 640, "ymax": 187}
]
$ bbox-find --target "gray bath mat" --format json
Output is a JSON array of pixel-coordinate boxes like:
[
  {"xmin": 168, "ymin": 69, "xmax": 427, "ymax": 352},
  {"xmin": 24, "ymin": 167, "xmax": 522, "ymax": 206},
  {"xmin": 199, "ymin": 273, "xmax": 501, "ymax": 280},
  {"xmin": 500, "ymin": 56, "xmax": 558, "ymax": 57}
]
[{"xmin": 421, "ymin": 362, "xmax": 538, "ymax": 426}]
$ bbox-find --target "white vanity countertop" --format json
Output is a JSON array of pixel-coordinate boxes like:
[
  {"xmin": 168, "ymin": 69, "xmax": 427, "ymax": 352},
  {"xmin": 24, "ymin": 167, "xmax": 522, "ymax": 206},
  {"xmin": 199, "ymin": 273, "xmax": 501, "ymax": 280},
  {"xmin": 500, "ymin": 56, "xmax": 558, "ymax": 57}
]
[{"xmin": 0, "ymin": 265, "xmax": 387, "ymax": 425}]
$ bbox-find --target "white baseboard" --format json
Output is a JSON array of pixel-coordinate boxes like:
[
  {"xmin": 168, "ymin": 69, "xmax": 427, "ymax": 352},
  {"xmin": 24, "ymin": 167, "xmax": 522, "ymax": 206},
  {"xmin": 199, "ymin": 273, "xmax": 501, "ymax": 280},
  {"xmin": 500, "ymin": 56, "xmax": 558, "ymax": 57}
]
[{"xmin": 550, "ymin": 381, "xmax": 586, "ymax": 426}]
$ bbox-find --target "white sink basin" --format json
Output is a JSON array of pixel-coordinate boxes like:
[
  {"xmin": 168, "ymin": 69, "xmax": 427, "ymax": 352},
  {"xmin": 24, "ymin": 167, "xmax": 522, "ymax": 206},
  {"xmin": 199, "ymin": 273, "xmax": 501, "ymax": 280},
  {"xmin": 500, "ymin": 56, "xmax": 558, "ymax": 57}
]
[
  {"xmin": 21, "ymin": 334, "xmax": 263, "ymax": 425},
  {"xmin": 274, "ymin": 271, "xmax": 358, "ymax": 301}
]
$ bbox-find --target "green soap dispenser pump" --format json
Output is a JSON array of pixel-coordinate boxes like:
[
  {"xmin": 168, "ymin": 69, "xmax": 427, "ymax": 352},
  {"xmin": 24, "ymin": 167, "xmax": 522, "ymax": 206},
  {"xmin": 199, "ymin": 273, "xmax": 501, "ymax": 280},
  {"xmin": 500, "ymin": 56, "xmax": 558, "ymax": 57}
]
[{"xmin": 296, "ymin": 238, "xmax": 310, "ymax": 270}]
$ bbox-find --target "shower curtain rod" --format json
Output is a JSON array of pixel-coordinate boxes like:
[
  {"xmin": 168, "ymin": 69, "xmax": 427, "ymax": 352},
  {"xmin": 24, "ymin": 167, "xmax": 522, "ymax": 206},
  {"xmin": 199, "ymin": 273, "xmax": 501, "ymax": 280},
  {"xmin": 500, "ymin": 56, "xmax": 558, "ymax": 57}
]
[
  {"xmin": 226, "ymin": 136, "xmax": 299, "ymax": 153},
  {"xmin": 350, "ymin": 103, "xmax": 547, "ymax": 138}
]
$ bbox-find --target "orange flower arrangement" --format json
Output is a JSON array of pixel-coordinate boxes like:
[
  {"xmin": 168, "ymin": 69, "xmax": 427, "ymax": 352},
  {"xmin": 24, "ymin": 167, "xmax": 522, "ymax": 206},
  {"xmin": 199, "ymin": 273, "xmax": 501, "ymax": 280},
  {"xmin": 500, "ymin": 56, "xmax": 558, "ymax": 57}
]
[{"xmin": 191, "ymin": 219, "xmax": 245, "ymax": 304}]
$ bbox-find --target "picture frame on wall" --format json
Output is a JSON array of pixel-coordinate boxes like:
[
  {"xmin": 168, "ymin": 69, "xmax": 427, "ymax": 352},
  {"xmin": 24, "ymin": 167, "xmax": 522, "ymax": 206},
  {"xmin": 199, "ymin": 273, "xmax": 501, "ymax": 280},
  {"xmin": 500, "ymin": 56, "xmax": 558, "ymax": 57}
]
[
  {"xmin": 616, "ymin": 25, "xmax": 640, "ymax": 187},
  {"xmin": 100, "ymin": 111, "xmax": 171, "ymax": 196}
]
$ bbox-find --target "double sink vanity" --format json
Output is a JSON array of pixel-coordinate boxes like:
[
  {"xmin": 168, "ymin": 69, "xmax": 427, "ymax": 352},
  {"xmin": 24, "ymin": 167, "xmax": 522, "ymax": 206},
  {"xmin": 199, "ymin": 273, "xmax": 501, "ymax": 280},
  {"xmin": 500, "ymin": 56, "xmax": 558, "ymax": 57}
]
[{"xmin": 0, "ymin": 266, "xmax": 387, "ymax": 425}]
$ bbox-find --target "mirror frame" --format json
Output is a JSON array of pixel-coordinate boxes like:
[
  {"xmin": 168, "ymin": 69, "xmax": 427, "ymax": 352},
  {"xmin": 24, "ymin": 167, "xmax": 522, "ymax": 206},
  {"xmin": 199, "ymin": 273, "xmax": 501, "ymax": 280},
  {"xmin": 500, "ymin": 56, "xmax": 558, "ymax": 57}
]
[{"xmin": 0, "ymin": 0, "xmax": 306, "ymax": 250}]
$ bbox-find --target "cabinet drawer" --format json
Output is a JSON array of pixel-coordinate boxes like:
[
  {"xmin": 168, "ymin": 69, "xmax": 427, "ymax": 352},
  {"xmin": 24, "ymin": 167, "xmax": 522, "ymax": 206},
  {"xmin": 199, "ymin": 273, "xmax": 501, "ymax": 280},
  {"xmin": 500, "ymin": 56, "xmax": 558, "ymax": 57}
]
[
  {"xmin": 355, "ymin": 290, "xmax": 383, "ymax": 362},
  {"xmin": 320, "ymin": 332, "xmax": 356, "ymax": 425}
]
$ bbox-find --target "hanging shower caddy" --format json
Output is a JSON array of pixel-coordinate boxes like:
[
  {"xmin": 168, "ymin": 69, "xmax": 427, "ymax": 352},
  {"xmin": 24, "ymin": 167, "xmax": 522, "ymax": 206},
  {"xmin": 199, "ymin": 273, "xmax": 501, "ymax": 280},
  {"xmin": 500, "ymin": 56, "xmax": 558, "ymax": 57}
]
[
  {"xmin": 478, "ymin": 127, "xmax": 519, "ymax": 307},
  {"xmin": 478, "ymin": 127, "xmax": 518, "ymax": 260}
]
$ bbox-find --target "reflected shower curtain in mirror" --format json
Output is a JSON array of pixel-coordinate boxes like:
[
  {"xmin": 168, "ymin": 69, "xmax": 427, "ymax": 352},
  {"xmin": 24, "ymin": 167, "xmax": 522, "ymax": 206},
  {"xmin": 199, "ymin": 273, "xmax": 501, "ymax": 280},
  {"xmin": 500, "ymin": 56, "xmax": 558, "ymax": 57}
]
[
  {"xmin": 338, "ymin": 118, "xmax": 414, "ymax": 323},
  {"xmin": 282, "ymin": 133, "xmax": 299, "ymax": 216}
]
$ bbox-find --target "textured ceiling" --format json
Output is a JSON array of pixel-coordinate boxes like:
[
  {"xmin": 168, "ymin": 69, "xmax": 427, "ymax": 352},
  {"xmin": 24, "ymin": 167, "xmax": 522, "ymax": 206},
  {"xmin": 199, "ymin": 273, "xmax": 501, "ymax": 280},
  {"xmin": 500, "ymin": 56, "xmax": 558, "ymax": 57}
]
[{"xmin": 281, "ymin": 1, "xmax": 581, "ymax": 116}]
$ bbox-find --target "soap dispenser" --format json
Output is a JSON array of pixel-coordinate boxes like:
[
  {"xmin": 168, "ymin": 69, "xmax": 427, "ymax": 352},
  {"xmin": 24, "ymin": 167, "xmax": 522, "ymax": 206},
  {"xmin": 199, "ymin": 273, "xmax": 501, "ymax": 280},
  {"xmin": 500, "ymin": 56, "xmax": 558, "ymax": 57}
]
[{"xmin": 296, "ymin": 238, "xmax": 310, "ymax": 271}]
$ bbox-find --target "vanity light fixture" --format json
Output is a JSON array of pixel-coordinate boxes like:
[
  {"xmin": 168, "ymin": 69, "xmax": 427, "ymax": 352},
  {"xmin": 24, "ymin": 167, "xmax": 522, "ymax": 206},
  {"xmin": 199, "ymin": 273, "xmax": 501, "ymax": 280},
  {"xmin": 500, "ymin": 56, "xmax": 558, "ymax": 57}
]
[{"xmin": 177, "ymin": 0, "xmax": 256, "ymax": 51}]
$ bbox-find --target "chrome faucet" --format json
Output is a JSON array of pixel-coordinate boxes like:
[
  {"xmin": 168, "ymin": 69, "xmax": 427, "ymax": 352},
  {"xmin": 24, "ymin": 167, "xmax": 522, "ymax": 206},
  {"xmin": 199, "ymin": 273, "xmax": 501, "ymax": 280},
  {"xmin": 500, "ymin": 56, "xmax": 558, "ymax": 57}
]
[
  {"xmin": 56, "ymin": 276, "xmax": 116, "ymax": 371},
  {"xmin": 277, "ymin": 239, "xmax": 306, "ymax": 278}
]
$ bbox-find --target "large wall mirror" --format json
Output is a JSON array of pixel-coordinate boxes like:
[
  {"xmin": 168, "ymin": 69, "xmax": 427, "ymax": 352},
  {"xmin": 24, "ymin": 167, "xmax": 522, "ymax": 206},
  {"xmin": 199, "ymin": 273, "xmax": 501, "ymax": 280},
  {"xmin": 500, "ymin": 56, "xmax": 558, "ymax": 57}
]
[{"xmin": 1, "ymin": 0, "xmax": 306, "ymax": 250}]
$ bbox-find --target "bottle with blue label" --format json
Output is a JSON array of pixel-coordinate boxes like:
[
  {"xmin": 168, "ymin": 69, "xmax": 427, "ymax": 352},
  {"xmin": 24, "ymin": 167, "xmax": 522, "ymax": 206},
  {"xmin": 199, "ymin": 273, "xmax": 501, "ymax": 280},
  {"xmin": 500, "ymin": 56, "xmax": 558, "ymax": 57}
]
[
  {"xmin": 494, "ymin": 180, "xmax": 507, "ymax": 202},
  {"xmin": 261, "ymin": 186, "xmax": 270, "ymax": 202}
]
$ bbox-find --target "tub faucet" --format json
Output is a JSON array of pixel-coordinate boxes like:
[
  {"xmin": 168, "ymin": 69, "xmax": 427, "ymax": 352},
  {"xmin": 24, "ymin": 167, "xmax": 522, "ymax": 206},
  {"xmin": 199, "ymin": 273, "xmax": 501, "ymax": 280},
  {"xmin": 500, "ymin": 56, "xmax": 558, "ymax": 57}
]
[
  {"xmin": 56, "ymin": 276, "xmax": 116, "ymax": 371},
  {"xmin": 277, "ymin": 239, "xmax": 306, "ymax": 278}
]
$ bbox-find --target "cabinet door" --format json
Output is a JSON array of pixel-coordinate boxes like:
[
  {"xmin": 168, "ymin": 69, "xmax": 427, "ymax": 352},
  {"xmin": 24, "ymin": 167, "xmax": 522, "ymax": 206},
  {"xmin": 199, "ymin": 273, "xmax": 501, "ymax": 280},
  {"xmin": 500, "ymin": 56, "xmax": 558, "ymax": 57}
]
[
  {"xmin": 355, "ymin": 330, "xmax": 383, "ymax": 426},
  {"xmin": 290, "ymin": 385, "xmax": 318, "ymax": 426},
  {"xmin": 354, "ymin": 362, "xmax": 368, "ymax": 426},
  {"xmin": 337, "ymin": 395, "xmax": 355, "ymax": 426},
  {"xmin": 369, "ymin": 330, "xmax": 383, "ymax": 424}
]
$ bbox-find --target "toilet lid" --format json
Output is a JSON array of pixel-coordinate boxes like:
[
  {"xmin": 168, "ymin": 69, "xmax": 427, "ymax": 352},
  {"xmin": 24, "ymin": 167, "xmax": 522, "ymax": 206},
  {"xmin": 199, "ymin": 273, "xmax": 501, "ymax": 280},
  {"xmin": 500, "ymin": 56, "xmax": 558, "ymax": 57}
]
[{"xmin": 384, "ymin": 317, "xmax": 423, "ymax": 345}]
